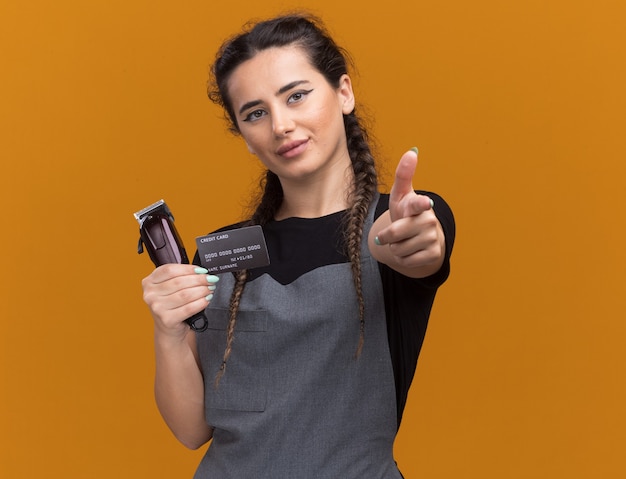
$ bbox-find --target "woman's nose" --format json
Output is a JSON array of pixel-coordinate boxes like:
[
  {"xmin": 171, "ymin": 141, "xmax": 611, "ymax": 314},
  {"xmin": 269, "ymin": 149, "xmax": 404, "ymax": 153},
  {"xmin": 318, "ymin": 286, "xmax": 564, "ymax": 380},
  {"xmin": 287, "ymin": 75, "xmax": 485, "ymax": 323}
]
[{"xmin": 272, "ymin": 109, "xmax": 295, "ymax": 136}]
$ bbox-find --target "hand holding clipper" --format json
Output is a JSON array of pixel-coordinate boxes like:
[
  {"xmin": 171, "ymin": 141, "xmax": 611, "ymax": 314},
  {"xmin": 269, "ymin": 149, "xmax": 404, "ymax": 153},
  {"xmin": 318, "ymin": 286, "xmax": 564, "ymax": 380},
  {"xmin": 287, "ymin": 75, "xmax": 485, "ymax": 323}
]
[{"xmin": 134, "ymin": 200, "xmax": 209, "ymax": 332}]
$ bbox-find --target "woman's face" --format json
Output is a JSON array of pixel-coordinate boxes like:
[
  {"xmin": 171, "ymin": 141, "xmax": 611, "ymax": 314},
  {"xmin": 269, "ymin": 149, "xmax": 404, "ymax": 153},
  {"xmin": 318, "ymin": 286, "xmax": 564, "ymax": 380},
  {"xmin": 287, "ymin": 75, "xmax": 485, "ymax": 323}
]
[{"xmin": 226, "ymin": 46, "xmax": 355, "ymax": 184}]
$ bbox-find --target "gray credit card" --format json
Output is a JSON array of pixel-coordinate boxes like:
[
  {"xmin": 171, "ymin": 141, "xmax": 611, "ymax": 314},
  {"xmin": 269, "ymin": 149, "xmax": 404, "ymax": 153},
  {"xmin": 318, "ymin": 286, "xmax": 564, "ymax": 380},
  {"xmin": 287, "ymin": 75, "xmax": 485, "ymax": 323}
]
[{"xmin": 195, "ymin": 225, "xmax": 270, "ymax": 274}]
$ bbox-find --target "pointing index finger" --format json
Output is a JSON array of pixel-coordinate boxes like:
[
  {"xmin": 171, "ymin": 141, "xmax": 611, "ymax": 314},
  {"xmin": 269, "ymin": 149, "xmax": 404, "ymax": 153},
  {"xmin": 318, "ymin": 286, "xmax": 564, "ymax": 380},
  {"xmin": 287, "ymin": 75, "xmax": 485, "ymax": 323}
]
[{"xmin": 390, "ymin": 147, "xmax": 419, "ymax": 202}]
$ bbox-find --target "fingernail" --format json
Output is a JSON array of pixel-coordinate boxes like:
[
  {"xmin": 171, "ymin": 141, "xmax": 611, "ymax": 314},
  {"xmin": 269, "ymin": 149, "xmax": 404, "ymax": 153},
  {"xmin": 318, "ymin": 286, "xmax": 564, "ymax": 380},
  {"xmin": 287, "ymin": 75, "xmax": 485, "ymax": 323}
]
[
  {"xmin": 208, "ymin": 285, "xmax": 217, "ymax": 291},
  {"xmin": 207, "ymin": 275, "xmax": 220, "ymax": 283},
  {"xmin": 410, "ymin": 147, "xmax": 418, "ymax": 155},
  {"xmin": 374, "ymin": 236, "xmax": 381, "ymax": 246},
  {"xmin": 206, "ymin": 294, "xmax": 214, "ymax": 301},
  {"xmin": 429, "ymin": 198, "xmax": 435, "ymax": 208},
  {"xmin": 194, "ymin": 267, "xmax": 209, "ymax": 274}
]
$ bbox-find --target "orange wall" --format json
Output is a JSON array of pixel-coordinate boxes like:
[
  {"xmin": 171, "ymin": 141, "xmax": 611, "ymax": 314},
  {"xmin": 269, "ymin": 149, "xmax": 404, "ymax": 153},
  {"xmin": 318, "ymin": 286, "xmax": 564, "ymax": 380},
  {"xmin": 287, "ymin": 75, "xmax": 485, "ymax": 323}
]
[{"xmin": 1, "ymin": 1, "xmax": 625, "ymax": 477}]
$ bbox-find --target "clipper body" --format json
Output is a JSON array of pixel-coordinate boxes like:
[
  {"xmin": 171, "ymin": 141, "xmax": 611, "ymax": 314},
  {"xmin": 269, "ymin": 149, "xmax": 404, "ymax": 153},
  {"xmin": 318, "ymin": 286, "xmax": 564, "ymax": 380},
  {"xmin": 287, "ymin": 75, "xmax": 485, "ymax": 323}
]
[{"xmin": 134, "ymin": 200, "xmax": 208, "ymax": 331}]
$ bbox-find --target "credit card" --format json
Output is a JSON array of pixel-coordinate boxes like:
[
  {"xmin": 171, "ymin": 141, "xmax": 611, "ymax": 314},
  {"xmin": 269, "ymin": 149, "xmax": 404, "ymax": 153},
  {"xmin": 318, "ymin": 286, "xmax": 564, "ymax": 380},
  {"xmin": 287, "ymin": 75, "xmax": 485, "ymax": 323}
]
[{"xmin": 195, "ymin": 225, "xmax": 270, "ymax": 273}]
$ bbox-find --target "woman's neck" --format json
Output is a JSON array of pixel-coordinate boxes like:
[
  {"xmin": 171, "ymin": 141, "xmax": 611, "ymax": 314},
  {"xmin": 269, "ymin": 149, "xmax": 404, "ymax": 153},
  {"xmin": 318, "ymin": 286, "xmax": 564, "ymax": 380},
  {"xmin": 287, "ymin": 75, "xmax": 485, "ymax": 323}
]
[{"xmin": 274, "ymin": 164, "xmax": 354, "ymax": 220}]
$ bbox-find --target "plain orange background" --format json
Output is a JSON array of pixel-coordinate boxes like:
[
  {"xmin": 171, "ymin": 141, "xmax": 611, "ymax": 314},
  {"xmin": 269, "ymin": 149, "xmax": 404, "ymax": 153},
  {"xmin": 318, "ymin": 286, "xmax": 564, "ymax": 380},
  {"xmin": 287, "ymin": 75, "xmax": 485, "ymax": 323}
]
[{"xmin": 1, "ymin": 0, "xmax": 625, "ymax": 477}]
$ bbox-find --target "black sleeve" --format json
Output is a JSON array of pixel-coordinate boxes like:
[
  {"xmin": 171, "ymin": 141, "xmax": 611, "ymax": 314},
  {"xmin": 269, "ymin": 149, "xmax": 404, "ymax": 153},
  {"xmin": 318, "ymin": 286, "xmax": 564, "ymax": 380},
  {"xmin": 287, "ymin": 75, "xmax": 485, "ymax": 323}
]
[{"xmin": 374, "ymin": 192, "xmax": 456, "ymax": 428}]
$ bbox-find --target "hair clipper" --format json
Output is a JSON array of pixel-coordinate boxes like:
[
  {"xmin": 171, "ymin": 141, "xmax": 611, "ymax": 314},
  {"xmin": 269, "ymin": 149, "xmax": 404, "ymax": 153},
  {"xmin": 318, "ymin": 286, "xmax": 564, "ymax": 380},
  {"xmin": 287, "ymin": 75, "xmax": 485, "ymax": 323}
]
[{"xmin": 134, "ymin": 199, "xmax": 208, "ymax": 332}]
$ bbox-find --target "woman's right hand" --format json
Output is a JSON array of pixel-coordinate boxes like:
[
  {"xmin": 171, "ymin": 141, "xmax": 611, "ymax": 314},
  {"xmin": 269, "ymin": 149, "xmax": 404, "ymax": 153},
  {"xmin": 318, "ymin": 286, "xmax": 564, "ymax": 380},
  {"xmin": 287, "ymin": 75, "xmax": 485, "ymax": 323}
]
[{"xmin": 141, "ymin": 264, "xmax": 219, "ymax": 338}]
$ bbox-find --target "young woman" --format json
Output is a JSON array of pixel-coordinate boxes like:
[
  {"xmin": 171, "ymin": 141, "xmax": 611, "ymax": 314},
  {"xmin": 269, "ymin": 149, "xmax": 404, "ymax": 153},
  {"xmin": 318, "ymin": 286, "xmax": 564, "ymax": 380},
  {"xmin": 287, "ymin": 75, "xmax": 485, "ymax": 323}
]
[{"xmin": 142, "ymin": 13, "xmax": 455, "ymax": 478}]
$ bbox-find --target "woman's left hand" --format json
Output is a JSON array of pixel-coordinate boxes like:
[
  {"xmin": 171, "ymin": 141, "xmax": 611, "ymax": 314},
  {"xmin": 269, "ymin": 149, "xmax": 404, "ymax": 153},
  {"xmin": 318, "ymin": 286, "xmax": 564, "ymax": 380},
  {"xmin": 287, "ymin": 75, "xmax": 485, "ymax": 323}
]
[{"xmin": 369, "ymin": 148, "xmax": 446, "ymax": 278}]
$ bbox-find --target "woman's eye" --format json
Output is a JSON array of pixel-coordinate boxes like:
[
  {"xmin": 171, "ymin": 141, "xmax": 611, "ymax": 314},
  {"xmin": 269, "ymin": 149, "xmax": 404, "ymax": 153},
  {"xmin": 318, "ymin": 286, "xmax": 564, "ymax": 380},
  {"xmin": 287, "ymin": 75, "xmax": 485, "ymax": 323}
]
[
  {"xmin": 243, "ymin": 109, "xmax": 266, "ymax": 122},
  {"xmin": 287, "ymin": 89, "xmax": 313, "ymax": 104}
]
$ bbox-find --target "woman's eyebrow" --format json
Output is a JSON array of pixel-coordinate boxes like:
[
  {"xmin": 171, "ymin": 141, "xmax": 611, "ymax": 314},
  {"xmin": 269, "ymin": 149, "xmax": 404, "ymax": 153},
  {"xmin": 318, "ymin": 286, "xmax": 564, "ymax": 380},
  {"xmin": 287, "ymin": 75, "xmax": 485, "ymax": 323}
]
[
  {"xmin": 239, "ymin": 99, "xmax": 262, "ymax": 115},
  {"xmin": 276, "ymin": 80, "xmax": 309, "ymax": 95},
  {"xmin": 238, "ymin": 80, "xmax": 310, "ymax": 115}
]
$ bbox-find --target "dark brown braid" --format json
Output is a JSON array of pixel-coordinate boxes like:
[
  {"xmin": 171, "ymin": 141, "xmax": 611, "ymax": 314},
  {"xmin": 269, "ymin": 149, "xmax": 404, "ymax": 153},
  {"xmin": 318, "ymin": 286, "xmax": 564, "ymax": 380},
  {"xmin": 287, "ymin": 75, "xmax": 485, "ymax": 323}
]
[
  {"xmin": 343, "ymin": 111, "xmax": 378, "ymax": 357},
  {"xmin": 214, "ymin": 172, "xmax": 283, "ymax": 386},
  {"xmin": 214, "ymin": 269, "xmax": 247, "ymax": 387}
]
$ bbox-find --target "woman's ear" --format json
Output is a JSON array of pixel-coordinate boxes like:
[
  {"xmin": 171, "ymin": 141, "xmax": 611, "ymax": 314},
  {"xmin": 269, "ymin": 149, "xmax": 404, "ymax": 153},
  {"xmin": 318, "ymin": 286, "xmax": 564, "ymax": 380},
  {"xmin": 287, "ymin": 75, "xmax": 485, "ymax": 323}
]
[{"xmin": 338, "ymin": 74, "xmax": 355, "ymax": 115}]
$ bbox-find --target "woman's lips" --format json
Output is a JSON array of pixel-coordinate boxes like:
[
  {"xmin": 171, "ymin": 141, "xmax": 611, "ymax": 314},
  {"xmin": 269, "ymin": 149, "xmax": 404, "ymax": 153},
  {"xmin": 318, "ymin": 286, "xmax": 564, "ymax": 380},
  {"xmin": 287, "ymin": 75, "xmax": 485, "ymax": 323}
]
[{"xmin": 276, "ymin": 139, "xmax": 308, "ymax": 158}]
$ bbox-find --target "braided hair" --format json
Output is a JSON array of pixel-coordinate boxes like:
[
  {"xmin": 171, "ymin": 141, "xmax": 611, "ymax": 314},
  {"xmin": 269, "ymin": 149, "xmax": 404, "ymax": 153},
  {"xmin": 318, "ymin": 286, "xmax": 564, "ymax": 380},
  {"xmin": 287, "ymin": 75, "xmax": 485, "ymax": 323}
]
[{"xmin": 208, "ymin": 13, "xmax": 379, "ymax": 385}]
